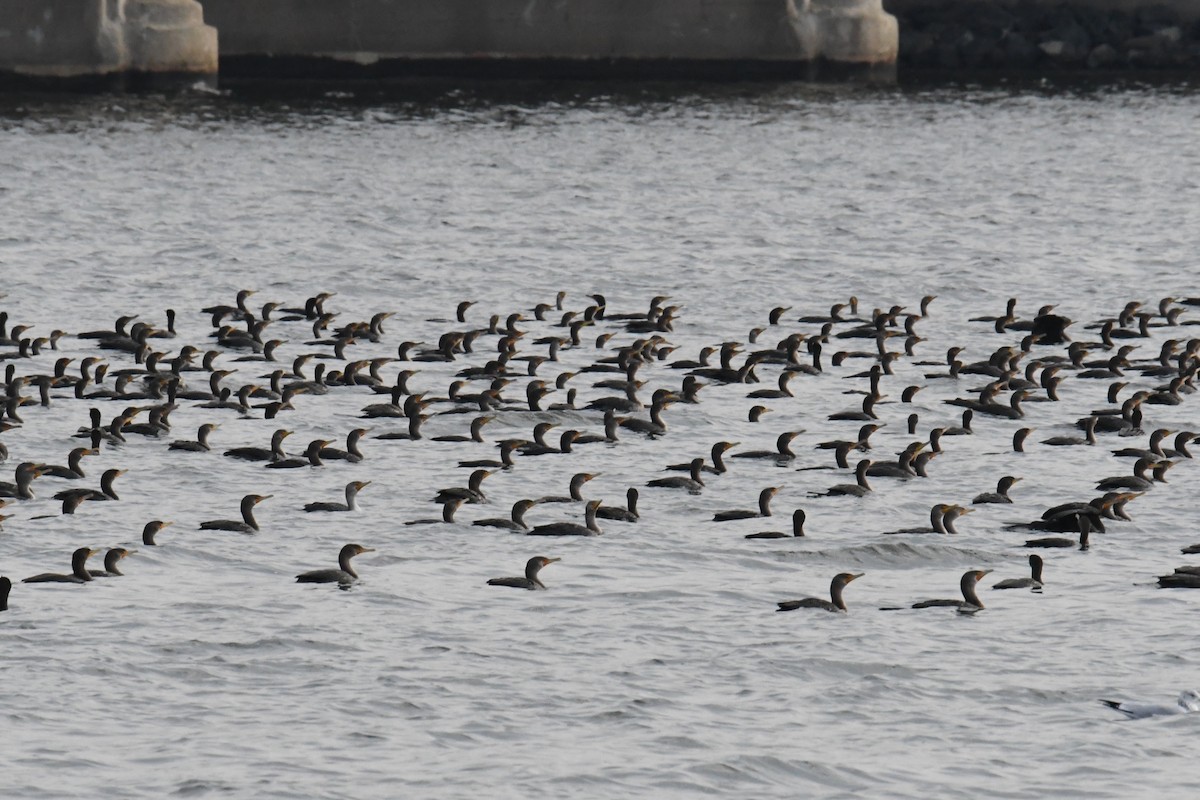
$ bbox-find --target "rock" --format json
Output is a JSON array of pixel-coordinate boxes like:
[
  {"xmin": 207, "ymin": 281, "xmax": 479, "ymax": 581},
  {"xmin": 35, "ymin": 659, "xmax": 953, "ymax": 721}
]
[
  {"xmin": 1003, "ymin": 31, "xmax": 1041, "ymax": 67},
  {"xmin": 1087, "ymin": 43, "xmax": 1119, "ymax": 69}
]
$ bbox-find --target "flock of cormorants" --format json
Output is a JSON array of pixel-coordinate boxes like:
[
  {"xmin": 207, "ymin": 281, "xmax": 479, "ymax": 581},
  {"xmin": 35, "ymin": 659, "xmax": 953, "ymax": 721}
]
[{"xmin": 2, "ymin": 289, "xmax": 1200, "ymax": 635}]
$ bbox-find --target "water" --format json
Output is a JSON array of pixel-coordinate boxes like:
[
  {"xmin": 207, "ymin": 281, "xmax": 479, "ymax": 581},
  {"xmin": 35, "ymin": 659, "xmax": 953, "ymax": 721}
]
[{"xmin": 2, "ymin": 78, "xmax": 1200, "ymax": 798}]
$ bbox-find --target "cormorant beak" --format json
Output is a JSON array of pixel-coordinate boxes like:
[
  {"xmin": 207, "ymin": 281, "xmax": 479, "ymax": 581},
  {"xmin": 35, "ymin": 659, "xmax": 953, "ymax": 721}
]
[{"xmin": 545, "ymin": 557, "xmax": 562, "ymax": 564}]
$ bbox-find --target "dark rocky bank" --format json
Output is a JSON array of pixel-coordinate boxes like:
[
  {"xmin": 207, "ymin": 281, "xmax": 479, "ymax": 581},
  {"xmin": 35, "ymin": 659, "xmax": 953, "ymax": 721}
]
[{"xmin": 885, "ymin": 1, "xmax": 1200, "ymax": 70}]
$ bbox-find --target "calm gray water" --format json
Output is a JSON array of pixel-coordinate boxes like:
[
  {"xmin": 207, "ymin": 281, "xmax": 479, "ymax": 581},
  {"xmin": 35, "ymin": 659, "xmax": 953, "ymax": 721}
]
[{"xmin": 2, "ymin": 79, "xmax": 1200, "ymax": 798}]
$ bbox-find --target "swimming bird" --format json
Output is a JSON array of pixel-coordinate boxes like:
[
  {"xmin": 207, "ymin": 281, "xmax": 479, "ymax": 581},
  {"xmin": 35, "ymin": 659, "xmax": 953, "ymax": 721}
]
[
  {"xmin": 199, "ymin": 494, "xmax": 271, "ymax": 533},
  {"xmin": 730, "ymin": 431, "xmax": 803, "ymax": 463},
  {"xmin": 1042, "ymin": 416, "xmax": 1097, "ymax": 446},
  {"xmin": 527, "ymin": 500, "xmax": 603, "ymax": 536},
  {"xmin": 141, "ymin": 520, "xmax": 172, "ymax": 545},
  {"xmin": 39, "ymin": 447, "xmax": 97, "ymax": 479},
  {"xmin": 746, "ymin": 509, "xmax": 807, "ymax": 539},
  {"xmin": 320, "ymin": 428, "xmax": 369, "ymax": 462},
  {"xmin": 458, "ymin": 439, "xmax": 526, "ymax": 470},
  {"xmin": 0, "ymin": 575, "xmax": 9, "ymax": 610},
  {"xmin": 0, "ymin": 462, "xmax": 44, "ymax": 500},
  {"xmin": 1155, "ymin": 566, "xmax": 1200, "ymax": 589},
  {"xmin": 405, "ymin": 497, "xmax": 465, "ymax": 525},
  {"xmin": 473, "ymin": 499, "xmax": 540, "ymax": 531},
  {"xmin": 435, "ymin": 469, "xmax": 492, "ymax": 504},
  {"xmin": 296, "ymin": 544, "xmax": 375, "ymax": 585},
  {"xmin": 53, "ymin": 468, "xmax": 125, "ymax": 503},
  {"xmin": 168, "ymin": 423, "xmax": 220, "ymax": 452},
  {"xmin": 488, "ymin": 556, "xmax": 561, "ymax": 589},
  {"xmin": 1095, "ymin": 457, "xmax": 1169, "ymax": 492},
  {"xmin": 809, "ymin": 460, "xmax": 872, "ymax": 498},
  {"xmin": 224, "ymin": 428, "xmax": 292, "ymax": 462},
  {"xmin": 713, "ymin": 487, "xmax": 779, "ymax": 521},
  {"xmin": 22, "ymin": 547, "xmax": 97, "ymax": 584},
  {"xmin": 1099, "ymin": 690, "xmax": 1200, "ymax": 719},
  {"xmin": 1025, "ymin": 514, "xmax": 1091, "ymax": 549},
  {"xmin": 648, "ymin": 458, "xmax": 705, "ymax": 493},
  {"xmin": 88, "ymin": 547, "xmax": 134, "ymax": 577},
  {"xmin": 539, "ymin": 472, "xmax": 597, "ymax": 504},
  {"xmin": 992, "ymin": 555, "xmax": 1044, "ymax": 590},
  {"xmin": 596, "ymin": 488, "xmax": 640, "ymax": 522},
  {"xmin": 776, "ymin": 572, "xmax": 862, "ymax": 612},
  {"xmin": 910, "ymin": 569, "xmax": 991, "ymax": 611},
  {"xmin": 265, "ymin": 438, "xmax": 329, "ymax": 469},
  {"xmin": 973, "ymin": 476, "xmax": 1021, "ymax": 504},
  {"xmin": 304, "ymin": 481, "xmax": 371, "ymax": 512}
]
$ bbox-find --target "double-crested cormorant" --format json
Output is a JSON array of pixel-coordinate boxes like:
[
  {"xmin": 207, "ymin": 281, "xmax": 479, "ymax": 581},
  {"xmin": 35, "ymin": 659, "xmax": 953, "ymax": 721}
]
[
  {"xmin": 435, "ymin": 469, "xmax": 492, "ymax": 504},
  {"xmin": 0, "ymin": 462, "xmax": 44, "ymax": 500},
  {"xmin": 169, "ymin": 423, "xmax": 220, "ymax": 452},
  {"xmin": 866, "ymin": 443, "xmax": 925, "ymax": 479},
  {"xmin": 53, "ymin": 467, "xmax": 125, "ymax": 503},
  {"xmin": 776, "ymin": 572, "xmax": 862, "ymax": 612},
  {"xmin": 266, "ymin": 438, "xmax": 329, "ymax": 469},
  {"xmin": 0, "ymin": 575, "xmax": 9, "ymax": 610},
  {"xmin": 89, "ymin": 547, "xmax": 134, "ymax": 577},
  {"xmin": 405, "ymin": 497, "xmax": 465, "ymax": 525},
  {"xmin": 746, "ymin": 509, "xmax": 806, "ymax": 539},
  {"xmin": 596, "ymin": 488, "xmax": 640, "ymax": 522},
  {"xmin": 296, "ymin": 544, "xmax": 375, "ymax": 585},
  {"xmin": 200, "ymin": 494, "xmax": 271, "ymax": 533},
  {"xmin": 1096, "ymin": 457, "xmax": 1170, "ymax": 492},
  {"xmin": 225, "ymin": 428, "xmax": 292, "ymax": 462},
  {"xmin": 487, "ymin": 556, "xmax": 561, "ymax": 589},
  {"xmin": 528, "ymin": 500, "xmax": 603, "ymax": 536},
  {"xmin": 1025, "ymin": 514, "xmax": 1091, "ymax": 549},
  {"xmin": 473, "ymin": 499, "xmax": 540, "ymax": 531},
  {"xmin": 431, "ymin": 416, "xmax": 493, "ymax": 444},
  {"xmin": 459, "ymin": 439, "xmax": 526, "ymax": 470},
  {"xmin": 321, "ymin": 428, "xmax": 369, "ymax": 462},
  {"xmin": 973, "ymin": 476, "xmax": 1022, "ymax": 504},
  {"xmin": 648, "ymin": 458, "xmax": 704, "ymax": 493},
  {"xmin": 40, "ymin": 447, "xmax": 97, "ymax": 479},
  {"xmin": 730, "ymin": 431, "xmax": 803, "ymax": 463},
  {"xmin": 1100, "ymin": 689, "xmax": 1200, "ymax": 718},
  {"xmin": 23, "ymin": 547, "xmax": 97, "ymax": 583},
  {"xmin": 539, "ymin": 472, "xmax": 596, "ymax": 504},
  {"xmin": 993, "ymin": 555, "xmax": 1044, "ymax": 590},
  {"xmin": 909, "ymin": 569, "xmax": 991, "ymax": 611},
  {"xmin": 1155, "ymin": 566, "xmax": 1200, "ymax": 589},
  {"xmin": 665, "ymin": 441, "xmax": 739, "ymax": 474},
  {"xmin": 810, "ymin": 460, "xmax": 872, "ymax": 498},
  {"xmin": 305, "ymin": 481, "xmax": 371, "ymax": 512},
  {"xmin": 714, "ymin": 486, "xmax": 779, "ymax": 521},
  {"xmin": 142, "ymin": 520, "xmax": 172, "ymax": 545}
]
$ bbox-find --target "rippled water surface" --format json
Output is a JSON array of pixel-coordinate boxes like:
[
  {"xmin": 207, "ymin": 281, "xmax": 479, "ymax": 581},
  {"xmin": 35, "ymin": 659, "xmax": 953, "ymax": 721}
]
[{"xmin": 2, "ymin": 79, "xmax": 1200, "ymax": 798}]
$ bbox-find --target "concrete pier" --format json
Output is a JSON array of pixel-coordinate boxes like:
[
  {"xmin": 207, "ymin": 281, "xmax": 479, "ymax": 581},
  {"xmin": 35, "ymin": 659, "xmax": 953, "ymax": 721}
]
[
  {"xmin": 0, "ymin": 0, "xmax": 217, "ymax": 86},
  {"xmin": 200, "ymin": 0, "xmax": 898, "ymax": 80}
]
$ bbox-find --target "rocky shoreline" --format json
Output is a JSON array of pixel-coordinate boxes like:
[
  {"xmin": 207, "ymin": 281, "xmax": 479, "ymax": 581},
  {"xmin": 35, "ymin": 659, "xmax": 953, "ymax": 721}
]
[{"xmin": 887, "ymin": 1, "xmax": 1200, "ymax": 70}]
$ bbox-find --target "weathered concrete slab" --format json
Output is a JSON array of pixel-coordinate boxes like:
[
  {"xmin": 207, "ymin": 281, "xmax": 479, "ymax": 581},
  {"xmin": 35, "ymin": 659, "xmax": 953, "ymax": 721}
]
[
  {"xmin": 200, "ymin": 0, "xmax": 898, "ymax": 79},
  {"xmin": 0, "ymin": 0, "xmax": 217, "ymax": 84}
]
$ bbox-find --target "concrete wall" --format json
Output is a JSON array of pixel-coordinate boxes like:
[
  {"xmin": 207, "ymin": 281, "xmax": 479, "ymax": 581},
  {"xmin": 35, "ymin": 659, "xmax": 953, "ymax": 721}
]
[
  {"xmin": 0, "ymin": 0, "xmax": 216, "ymax": 81},
  {"xmin": 199, "ymin": 0, "xmax": 898, "ymax": 75}
]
